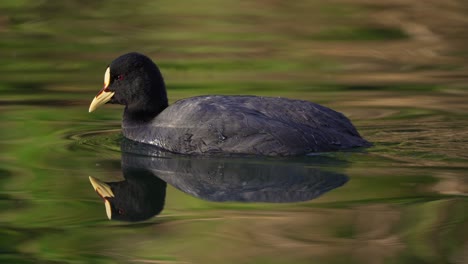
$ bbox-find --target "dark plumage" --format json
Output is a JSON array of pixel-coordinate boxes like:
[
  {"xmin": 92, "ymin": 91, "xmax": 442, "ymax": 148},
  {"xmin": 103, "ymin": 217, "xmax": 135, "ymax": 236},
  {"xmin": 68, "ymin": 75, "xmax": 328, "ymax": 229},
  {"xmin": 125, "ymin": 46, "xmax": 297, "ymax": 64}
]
[{"xmin": 89, "ymin": 52, "xmax": 370, "ymax": 156}]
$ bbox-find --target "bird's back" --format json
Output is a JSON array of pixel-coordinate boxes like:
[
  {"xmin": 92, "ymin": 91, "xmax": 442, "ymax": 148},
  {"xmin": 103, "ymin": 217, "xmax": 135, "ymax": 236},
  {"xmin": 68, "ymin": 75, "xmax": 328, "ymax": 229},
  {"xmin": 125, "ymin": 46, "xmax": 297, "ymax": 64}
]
[{"xmin": 123, "ymin": 95, "xmax": 370, "ymax": 156}]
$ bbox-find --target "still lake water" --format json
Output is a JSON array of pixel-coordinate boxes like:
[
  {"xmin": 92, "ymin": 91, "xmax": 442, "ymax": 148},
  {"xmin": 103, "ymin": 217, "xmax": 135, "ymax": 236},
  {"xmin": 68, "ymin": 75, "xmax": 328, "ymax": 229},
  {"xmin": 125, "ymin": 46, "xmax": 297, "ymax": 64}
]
[{"xmin": 1, "ymin": 1, "xmax": 468, "ymax": 263}]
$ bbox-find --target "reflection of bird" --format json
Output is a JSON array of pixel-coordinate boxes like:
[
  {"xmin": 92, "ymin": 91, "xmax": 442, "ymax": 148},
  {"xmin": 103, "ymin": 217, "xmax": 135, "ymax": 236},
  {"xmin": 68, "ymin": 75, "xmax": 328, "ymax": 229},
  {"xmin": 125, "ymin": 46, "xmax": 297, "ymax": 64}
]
[
  {"xmin": 89, "ymin": 168, "xmax": 166, "ymax": 222},
  {"xmin": 89, "ymin": 140, "xmax": 349, "ymax": 221},
  {"xmin": 88, "ymin": 52, "xmax": 370, "ymax": 156},
  {"xmin": 122, "ymin": 148, "xmax": 349, "ymax": 203}
]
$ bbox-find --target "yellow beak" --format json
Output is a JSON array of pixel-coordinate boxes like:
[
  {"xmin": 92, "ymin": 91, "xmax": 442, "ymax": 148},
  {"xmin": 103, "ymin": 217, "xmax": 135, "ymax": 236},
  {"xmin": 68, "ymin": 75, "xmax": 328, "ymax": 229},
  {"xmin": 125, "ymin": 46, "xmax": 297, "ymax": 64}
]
[
  {"xmin": 89, "ymin": 67, "xmax": 114, "ymax": 113},
  {"xmin": 88, "ymin": 89, "xmax": 115, "ymax": 113}
]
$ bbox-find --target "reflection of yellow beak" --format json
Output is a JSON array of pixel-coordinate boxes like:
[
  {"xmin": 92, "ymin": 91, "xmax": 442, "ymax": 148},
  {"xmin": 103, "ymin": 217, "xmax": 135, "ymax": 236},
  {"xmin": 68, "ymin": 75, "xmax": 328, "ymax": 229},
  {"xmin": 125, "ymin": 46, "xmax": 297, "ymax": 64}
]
[
  {"xmin": 88, "ymin": 89, "xmax": 114, "ymax": 113},
  {"xmin": 89, "ymin": 176, "xmax": 114, "ymax": 220}
]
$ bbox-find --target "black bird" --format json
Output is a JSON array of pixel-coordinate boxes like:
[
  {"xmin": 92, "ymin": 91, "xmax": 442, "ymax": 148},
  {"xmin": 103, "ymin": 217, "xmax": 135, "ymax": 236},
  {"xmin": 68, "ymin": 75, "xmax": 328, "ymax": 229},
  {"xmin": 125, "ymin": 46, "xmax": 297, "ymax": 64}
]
[{"xmin": 89, "ymin": 52, "xmax": 370, "ymax": 156}]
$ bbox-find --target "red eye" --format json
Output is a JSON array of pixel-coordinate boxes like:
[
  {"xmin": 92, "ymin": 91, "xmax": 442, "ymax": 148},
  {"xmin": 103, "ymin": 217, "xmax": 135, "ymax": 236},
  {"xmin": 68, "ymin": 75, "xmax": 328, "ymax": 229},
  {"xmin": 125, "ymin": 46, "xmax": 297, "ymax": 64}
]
[
  {"xmin": 118, "ymin": 208, "xmax": 125, "ymax": 215},
  {"xmin": 117, "ymin": 75, "xmax": 124, "ymax": 81}
]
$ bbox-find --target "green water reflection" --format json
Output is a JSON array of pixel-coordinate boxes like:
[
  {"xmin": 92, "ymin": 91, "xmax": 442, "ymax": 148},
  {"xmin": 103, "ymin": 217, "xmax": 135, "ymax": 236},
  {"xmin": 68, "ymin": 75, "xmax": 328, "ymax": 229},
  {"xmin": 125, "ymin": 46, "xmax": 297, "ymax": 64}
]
[{"xmin": 1, "ymin": 1, "xmax": 467, "ymax": 263}]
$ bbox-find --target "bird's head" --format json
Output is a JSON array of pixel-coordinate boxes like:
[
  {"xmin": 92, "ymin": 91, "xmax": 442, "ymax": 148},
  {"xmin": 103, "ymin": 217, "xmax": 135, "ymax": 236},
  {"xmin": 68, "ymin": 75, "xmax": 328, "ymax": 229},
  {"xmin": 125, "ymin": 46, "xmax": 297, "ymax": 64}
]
[{"xmin": 88, "ymin": 52, "xmax": 168, "ymax": 115}]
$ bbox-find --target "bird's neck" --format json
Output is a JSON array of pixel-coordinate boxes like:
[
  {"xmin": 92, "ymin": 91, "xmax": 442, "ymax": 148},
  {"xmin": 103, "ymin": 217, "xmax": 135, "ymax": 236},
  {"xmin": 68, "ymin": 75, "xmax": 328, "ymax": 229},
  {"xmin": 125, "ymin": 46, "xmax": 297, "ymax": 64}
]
[
  {"xmin": 123, "ymin": 78, "xmax": 169, "ymax": 124},
  {"xmin": 123, "ymin": 101, "xmax": 168, "ymax": 124}
]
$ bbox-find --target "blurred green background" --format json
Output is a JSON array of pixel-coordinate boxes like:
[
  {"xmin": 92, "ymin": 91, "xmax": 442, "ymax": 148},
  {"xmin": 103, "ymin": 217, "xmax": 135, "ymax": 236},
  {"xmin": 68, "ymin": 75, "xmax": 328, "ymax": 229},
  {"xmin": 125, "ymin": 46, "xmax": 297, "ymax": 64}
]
[{"xmin": 1, "ymin": 1, "xmax": 467, "ymax": 263}]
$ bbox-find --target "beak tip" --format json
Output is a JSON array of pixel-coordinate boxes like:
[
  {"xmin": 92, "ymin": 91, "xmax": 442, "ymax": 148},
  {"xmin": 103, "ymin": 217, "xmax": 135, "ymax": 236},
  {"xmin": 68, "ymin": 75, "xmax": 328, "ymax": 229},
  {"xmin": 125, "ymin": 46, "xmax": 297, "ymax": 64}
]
[
  {"xmin": 89, "ymin": 91, "xmax": 114, "ymax": 113},
  {"xmin": 89, "ymin": 176, "xmax": 97, "ymax": 190},
  {"xmin": 88, "ymin": 102, "xmax": 97, "ymax": 113}
]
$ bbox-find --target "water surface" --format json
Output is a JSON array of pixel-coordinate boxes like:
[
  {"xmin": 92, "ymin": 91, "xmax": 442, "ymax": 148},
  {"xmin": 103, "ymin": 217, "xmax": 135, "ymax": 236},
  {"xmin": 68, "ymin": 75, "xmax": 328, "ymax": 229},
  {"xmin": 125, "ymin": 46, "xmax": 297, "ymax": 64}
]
[{"xmin": 1, "ymin": 1, "xmax": 467, "ymax": 263}]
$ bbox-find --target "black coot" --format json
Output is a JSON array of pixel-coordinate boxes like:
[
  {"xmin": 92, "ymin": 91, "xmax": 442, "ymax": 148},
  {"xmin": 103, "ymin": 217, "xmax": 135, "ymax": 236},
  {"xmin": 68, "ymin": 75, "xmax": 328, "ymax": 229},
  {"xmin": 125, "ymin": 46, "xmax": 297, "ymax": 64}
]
[{"xmin": 89, "ymin": 52, "xmax": 370, "ymax": 156}]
